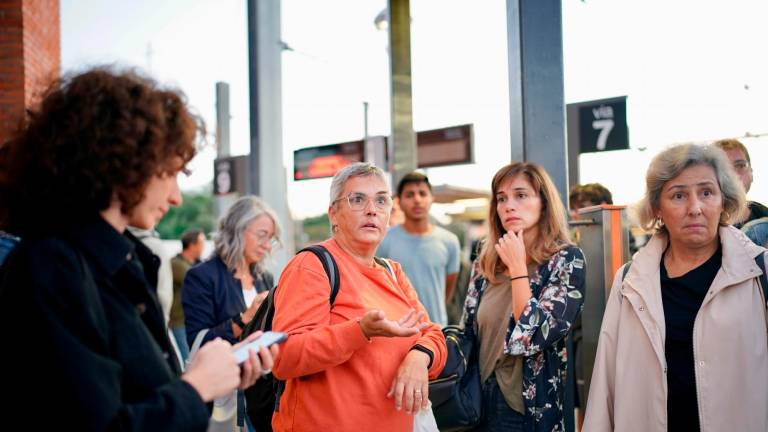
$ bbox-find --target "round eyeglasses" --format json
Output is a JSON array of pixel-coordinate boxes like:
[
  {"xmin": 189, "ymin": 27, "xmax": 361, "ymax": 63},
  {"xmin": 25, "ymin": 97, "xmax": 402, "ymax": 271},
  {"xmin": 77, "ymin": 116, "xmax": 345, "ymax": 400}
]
[
  {"xmin": 334, "ymin": 193, "xmax": 393, "ymax": 212},
  {"xmin": 246, "ymin": 229, "xmax": 279, "ymax": 248}
]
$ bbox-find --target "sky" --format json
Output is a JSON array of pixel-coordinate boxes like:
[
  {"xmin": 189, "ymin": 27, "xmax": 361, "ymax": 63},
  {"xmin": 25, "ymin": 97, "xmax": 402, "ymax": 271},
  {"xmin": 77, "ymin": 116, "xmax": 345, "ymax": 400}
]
[{"xmin": 61, "ymin": 0, "xmax": 768, "ymax": 220}]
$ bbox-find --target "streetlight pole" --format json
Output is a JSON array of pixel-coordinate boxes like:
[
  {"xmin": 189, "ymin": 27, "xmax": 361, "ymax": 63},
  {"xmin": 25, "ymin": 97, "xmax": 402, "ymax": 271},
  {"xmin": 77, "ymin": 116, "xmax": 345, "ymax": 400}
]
[{"xmin": 388, "ymin": 0, "xmax": 417, "ymax": 188}]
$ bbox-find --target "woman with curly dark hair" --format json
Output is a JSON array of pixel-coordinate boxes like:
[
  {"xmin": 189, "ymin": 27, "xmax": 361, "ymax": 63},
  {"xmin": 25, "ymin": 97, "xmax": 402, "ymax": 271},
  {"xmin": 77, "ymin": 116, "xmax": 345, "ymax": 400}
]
[{"xmin": 0, "ymin": 67, "xmax": 278, "ymax": 431}]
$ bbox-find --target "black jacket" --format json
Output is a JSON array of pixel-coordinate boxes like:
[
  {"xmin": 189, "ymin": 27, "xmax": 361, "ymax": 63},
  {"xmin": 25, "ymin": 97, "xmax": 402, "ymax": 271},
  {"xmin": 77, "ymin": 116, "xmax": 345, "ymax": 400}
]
[{"xmin": 0, "ymin": 217, "xmax": 209, "ymax": 431}]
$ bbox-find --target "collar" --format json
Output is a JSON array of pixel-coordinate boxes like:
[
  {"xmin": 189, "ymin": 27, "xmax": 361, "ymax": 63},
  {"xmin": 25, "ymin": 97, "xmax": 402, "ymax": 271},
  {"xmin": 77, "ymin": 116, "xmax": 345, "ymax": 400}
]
[
  {"xmin": 65, "ymin": 217, "xmax": 136, "ymax": 278},
  {"xmin": 625, "ymin": 225, "xmax": 766, "ymax": 301}
]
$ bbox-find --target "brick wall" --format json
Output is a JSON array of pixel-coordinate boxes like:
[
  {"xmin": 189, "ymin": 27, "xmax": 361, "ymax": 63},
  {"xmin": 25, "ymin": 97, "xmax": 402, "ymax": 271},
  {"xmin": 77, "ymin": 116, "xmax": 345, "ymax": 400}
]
[{"xmin": 0, "ymin": 0, "xmax": 60, "ymax": 144}]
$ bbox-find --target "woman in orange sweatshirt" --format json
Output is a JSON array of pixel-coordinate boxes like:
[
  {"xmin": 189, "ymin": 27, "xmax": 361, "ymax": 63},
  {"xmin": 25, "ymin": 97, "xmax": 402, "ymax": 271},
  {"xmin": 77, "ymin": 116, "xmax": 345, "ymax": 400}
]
[{"xmin": 271, "ymin": 162, "xmax": 447, "ymax": 432}]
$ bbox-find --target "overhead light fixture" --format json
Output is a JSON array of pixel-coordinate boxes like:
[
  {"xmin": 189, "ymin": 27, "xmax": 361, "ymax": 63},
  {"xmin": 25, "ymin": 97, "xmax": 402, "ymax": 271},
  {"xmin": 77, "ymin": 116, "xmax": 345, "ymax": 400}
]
[{"xmin": 374, "ymin": 8, "xmax": 388, "ymax": 31}]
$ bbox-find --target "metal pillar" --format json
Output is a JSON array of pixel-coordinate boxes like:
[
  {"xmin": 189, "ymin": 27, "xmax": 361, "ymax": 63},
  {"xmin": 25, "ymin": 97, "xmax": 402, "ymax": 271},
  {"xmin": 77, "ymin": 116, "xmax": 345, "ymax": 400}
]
[
  {"xmin": 213, "ymin": 82, "xmax": 239, "ymax": 221},
  {"xmin": 388, "ymin": 0, "xmax": 417, "ymax": 188},
  {"xmin": 566, "ymin": 103, "xmax": 580, "ymax": 192},
  {"xmin": 215, "ymin": 82, "xmax": 231, "ymax": 158},
  {"xmin": 247, "ymin": 0, "xmax": 261, "ymax": 196},
  {"xmin": 247, "ymin": 0, "xmax": 293, "ymax": 276},
  {"xmin": 506, "ymin": 0, "xmax": 568, "ymax": 205}
]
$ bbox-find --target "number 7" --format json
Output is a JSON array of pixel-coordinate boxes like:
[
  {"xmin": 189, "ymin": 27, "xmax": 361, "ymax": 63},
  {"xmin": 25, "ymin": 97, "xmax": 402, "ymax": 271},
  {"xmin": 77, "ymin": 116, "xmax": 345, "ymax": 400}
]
[{"xmin": 592, "ymin": 119, "xmax": 614, "ymax": 151}]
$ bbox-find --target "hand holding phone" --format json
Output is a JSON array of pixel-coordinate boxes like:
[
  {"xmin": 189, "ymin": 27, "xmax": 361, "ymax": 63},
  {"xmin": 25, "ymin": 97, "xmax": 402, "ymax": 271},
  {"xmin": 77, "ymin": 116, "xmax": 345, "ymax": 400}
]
[{"xmin": 233, "ymin": 331, "xmax": 287, "ymax": 364}]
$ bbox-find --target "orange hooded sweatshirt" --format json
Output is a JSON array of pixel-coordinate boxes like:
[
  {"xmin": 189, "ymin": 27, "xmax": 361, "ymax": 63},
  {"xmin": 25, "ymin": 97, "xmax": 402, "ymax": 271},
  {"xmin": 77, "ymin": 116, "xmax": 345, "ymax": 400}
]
[{"xmin": 271, "ymin": 239, "xmax": 446, "ymax": 432}]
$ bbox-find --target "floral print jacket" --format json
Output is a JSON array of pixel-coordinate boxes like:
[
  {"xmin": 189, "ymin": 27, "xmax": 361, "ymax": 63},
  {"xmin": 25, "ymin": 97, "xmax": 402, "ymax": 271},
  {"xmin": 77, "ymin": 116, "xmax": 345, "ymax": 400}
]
[{"xmin": 462, "ymin": 245, "xmax": 586, "ymax": 432}]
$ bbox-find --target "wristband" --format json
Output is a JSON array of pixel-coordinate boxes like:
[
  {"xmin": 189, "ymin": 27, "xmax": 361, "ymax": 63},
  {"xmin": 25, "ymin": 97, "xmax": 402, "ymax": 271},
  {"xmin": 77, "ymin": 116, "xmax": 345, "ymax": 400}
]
[
  {"xmin": 410, "ymin": 344, "xmax": 434, "ymax": 369},
  {"xmin": 509, "ymin": 275, "xmax": 529, "ymax": 281}
]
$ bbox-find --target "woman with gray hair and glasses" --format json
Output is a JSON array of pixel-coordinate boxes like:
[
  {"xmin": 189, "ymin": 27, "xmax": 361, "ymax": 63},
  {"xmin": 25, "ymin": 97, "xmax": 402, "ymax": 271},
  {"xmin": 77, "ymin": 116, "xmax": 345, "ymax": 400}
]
[
  {"xmin": 270, "ymin": 162, "xmax": 446, "ymax": 431},
  {"xmin": 183, "ymin": 195, "xmax": 281, "ymax": 352},
  {"xmin": 584, "ymin": 143, "xmax": 768, "ymax": 431}
]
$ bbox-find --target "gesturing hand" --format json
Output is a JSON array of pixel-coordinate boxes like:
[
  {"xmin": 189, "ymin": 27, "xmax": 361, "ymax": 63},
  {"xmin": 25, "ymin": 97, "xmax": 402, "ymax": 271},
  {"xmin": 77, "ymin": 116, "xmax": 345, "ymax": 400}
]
[
  {"xmin": 495, "ymin": 230, "xmax": 528, "ymax": 277},
  {"xmin": 358, "ymin": 309, "xmax": 428, "ymax": 339}
]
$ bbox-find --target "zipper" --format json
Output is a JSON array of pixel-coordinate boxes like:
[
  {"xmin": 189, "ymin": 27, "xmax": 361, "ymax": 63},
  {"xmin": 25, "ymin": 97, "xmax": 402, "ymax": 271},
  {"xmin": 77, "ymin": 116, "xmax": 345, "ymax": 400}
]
[
  {"xmin": 692, "ymin": 307, "xmax": 705, "ymax": 430},
  {"xmin": 623, "ymin": 279, "xmax": 670, "ymax": 430},
  {"xmin": 429, "ymin": 374, "xmax": 459, "ymax": 384}
]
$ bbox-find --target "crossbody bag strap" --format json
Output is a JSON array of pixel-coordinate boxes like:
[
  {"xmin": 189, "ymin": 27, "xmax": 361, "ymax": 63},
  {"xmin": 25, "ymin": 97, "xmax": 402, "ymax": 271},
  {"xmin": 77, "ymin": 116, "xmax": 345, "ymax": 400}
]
[{"xmin": 188, "ymin": 329, "xmax": 209, "ymax": 364}]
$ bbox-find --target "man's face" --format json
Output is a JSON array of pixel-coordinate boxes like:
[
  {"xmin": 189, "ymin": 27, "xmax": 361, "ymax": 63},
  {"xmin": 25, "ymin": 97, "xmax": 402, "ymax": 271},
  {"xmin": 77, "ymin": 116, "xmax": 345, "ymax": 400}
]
[
  {"xmin": 724, "ymin": 149, "xmax": 753, "ymax": 193},
  {"xmin": 398, "ymin": 181, "xmax": 433, "ymax": 222},
  {"xmin": 191, "ymin": 233, "xmax": 206, "ymax": 260},
  {"xmin": 570, "ymin": 200, "xmax": 602, "ymax": 220}
]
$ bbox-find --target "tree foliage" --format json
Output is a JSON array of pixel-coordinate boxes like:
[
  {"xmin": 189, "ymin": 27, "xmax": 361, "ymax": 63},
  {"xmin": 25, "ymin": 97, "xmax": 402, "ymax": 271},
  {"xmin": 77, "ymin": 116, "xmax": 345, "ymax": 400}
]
[{"xmin": 156, "ymin": 189, "xmax": 215, "ymax": 239}]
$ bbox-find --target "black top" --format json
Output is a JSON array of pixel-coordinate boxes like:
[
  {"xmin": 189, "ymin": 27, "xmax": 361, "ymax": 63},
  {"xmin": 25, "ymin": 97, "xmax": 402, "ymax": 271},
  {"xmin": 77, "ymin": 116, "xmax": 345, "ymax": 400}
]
[
  {"xmin": 0, "ymin": 218, "xmax": 209, "ymax": 430},
  {"xmin": 660, "ymin": 246, "xmax": 722, "ymax": 432}
]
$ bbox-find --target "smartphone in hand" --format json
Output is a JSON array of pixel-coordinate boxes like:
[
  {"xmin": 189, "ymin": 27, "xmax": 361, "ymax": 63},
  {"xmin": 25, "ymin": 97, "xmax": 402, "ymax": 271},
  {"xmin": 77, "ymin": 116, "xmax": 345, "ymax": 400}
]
[{"xmin": 233, "ymin": 331, "xmax": 287, "ymax": 364}]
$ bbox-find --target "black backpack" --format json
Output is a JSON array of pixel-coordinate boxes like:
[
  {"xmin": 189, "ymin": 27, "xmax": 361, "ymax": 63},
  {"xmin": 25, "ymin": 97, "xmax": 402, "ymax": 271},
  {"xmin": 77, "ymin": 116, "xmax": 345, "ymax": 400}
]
[{"xmin": 239, "ymin": 245, "xmax": 341, "ymax": 432}]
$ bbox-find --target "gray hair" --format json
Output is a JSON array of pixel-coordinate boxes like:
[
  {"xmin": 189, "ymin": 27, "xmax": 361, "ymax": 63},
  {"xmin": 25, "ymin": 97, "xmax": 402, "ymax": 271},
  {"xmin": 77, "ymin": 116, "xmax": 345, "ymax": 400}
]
[
  {"xmin": 329, "ymin": 162, "xmax": 389, "ymax": 206},
  {"xmin": 213, "ymin": 195, "xmax": 281, "ymax": 273},
  {"xmin": 634, "ymin": 143, "xmax": 746, "ymax": 234}
]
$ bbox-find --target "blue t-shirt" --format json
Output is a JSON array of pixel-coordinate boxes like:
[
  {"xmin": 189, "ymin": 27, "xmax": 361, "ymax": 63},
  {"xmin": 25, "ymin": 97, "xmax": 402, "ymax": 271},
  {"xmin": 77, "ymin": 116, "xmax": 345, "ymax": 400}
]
[{"xmin": 377, "ymin": 225, "xmax": 460, "ymax": 326}]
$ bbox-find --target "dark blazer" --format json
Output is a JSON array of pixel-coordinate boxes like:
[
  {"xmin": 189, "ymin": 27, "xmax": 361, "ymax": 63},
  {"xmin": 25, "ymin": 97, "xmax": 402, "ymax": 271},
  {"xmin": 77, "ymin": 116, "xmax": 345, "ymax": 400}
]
[
  {"xmin": 0, "ymin": 217, "xmax": 209, "ymax": 431},
  {"xmin": 182, "ymin": 255, "xmax": 273, "ymax": 346}
]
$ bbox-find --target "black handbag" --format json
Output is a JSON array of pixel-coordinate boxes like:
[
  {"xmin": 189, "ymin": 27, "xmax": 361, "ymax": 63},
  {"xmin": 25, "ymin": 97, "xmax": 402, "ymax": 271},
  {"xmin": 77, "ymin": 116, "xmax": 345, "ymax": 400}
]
[{"xmin": 428, "ymin": 279, "xmax": 483, "ymax": 431}]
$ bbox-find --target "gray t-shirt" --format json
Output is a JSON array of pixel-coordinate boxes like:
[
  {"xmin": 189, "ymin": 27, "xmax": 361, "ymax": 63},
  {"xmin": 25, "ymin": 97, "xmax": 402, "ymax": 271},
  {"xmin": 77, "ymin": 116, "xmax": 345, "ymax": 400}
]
[{"xmin": 377, "ymin": 225, "xmax": 460, "ymax": 326}]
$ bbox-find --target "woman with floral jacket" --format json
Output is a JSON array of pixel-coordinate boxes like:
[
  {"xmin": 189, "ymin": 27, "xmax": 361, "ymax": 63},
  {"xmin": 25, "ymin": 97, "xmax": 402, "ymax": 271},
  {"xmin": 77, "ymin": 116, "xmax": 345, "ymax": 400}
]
[{"xmin": 463, "ymin": 162, "xmax": 586, "ymax": 432}]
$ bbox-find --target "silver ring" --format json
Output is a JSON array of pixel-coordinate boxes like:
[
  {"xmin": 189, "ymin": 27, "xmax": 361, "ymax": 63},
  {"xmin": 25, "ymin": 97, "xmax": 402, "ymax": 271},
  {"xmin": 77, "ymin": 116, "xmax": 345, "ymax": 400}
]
[
  {"xmin": 261, "ymin": 368, "xmax": 272, "ymax": 376},
  {"xmin": 415, "ymin": 390, "xmax": 422, "ymax": 394}
]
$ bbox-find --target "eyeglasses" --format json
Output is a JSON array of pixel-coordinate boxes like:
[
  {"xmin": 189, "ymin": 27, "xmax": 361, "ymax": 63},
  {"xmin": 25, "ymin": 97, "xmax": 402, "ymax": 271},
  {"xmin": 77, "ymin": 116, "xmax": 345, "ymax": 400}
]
[
  {"xmin": 334, "ymin": 193, "xmax": 393, "ymax": 212},
  {"xmin": 733, "ymin": 160, "xmax": 750, "ymax": 173},
  {"xmin": 246, "ymin": 229, "xmax": 279, "ymax": 247}
]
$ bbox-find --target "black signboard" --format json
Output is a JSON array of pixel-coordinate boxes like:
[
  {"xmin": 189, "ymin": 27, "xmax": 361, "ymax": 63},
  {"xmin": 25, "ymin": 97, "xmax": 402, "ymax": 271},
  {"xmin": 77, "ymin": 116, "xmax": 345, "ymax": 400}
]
[
  {"xmin": 293, "ymin": 140, "xmax": 364, "ymax": 181},
  {"xmin": 292, "ymin": 124, "xmax": 474, "ymax": 181},
  {"xmin": 416, "ymin": 124, "xmax": 473, "ymax": 168},
  {"xmin": 573, "ymin": 97, "xmax": 629, "ymax": 153}
]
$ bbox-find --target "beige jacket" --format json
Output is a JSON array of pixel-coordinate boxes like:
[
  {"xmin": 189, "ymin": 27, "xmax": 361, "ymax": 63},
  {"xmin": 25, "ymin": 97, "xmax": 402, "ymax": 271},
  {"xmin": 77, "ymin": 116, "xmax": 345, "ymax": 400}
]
[{"xmin": 583, "ymin": 226, "xmax": 768, "ymax": 432}]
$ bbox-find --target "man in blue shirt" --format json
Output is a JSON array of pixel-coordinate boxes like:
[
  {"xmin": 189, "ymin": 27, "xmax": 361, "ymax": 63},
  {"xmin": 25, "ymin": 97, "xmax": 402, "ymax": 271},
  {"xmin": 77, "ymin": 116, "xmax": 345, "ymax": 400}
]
[{"xmin": 378, "ymin": 172, "xmax": 460, "ymax": 326}]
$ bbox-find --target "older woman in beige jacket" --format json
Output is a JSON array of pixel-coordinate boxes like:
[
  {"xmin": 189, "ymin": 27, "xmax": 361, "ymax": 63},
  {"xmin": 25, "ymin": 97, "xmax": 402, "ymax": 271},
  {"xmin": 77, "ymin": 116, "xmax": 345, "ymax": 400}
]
[{"xmin": 584, "ymin": 143, "xmax": 768, "ymax": 432}]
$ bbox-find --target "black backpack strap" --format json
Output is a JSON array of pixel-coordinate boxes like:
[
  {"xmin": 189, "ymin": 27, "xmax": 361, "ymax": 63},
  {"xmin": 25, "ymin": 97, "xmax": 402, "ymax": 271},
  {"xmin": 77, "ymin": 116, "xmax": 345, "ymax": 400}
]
[
  {"xmin": 373, "ymin": 256, "xmax": 396, "ymax": 281},
  {"xmin": 256, "ymin": 286, "xmax": 277, "ymax": 332},
  {"xmin": 273, "ymin": 245, "xmax": 340, "ymax": 412},
  {"xmin": 754, "ymin": 253, "xmax": 768, "ymax": 305},
  {"xmin": 298, "ymin": 245, "xmax": 341, "ymax": 308},
  {"xmin": 621, "ymin": 260, "xmax": 632, "ymax": 281}
]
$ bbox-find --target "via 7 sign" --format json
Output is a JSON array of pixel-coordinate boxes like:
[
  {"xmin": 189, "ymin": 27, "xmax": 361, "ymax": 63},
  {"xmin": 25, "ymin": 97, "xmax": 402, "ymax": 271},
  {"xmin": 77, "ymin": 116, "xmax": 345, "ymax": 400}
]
[{"xmin": 575, "ymin": 97, "xmax": 628, "ymax": 154}]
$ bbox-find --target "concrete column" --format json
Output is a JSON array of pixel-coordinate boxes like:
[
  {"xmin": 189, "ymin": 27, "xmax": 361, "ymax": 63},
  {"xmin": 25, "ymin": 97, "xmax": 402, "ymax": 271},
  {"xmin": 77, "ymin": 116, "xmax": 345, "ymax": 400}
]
[
  {"xmin": 506, "ymin": 0, "xmax": 568, "ymax": 205},
  {"xmin": 247, "ymin": 0, "xmax": 293, "ymax": 277}
]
